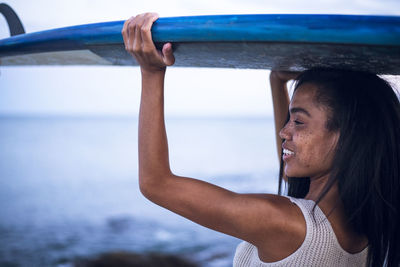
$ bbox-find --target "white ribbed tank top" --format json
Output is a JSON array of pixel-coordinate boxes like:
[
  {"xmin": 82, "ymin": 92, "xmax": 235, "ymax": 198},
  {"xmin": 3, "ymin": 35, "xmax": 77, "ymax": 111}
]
[{"xmin": 233, "ymin": 197, "xmax": 368, "ymax": 267}]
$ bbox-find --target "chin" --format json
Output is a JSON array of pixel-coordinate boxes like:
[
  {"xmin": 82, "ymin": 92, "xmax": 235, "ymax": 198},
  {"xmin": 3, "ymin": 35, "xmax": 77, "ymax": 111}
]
[{"xmin": 284, "ymin": 167, "xmax": 310, "ymax": 178}]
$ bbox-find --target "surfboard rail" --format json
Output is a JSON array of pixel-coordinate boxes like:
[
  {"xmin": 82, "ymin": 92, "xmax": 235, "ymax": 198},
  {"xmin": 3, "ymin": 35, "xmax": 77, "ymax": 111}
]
[{"xmin": 0, "ymin": 14, "xmax": 399, "ymax": 73}]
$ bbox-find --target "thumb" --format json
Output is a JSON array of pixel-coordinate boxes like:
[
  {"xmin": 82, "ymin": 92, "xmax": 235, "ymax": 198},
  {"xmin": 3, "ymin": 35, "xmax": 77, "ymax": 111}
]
[{"xmin": 162, "ymin": 43, "xmax": 175, "ymax": 66}]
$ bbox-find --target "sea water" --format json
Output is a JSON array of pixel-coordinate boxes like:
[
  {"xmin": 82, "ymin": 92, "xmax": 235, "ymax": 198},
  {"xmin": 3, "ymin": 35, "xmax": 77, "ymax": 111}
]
[{"xmin": 0, "ymin": 116, "xmax": 280, "ymax": 266}]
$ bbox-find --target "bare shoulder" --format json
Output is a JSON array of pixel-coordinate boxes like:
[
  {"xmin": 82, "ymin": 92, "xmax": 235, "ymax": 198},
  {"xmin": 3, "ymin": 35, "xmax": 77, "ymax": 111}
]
[
  {"xmin": 246, "ymin": 194, "xmax": 306, "ymax": 262},
  {"xmin": 237, "ymin": 194, "xmax": 306, "ymax": 245},
  {"xmin": 256, "ymin": 194, "xmax": 305, "ymax": 231}
]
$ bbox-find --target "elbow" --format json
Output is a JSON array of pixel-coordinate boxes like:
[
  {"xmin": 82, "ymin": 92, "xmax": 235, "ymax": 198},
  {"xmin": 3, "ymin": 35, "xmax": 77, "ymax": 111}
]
[
  {"xmin": 138, "ymin": 172, "xmax": 172, "ymax": 201},
  {"xmin": 139, "ymin": 176, "xmax": 156, "ymax": 200}
]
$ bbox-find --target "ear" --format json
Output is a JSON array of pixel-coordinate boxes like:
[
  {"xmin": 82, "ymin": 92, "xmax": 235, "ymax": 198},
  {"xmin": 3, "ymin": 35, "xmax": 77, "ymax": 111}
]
[
  {"xmin": 329, "ymin": 131, "xmax": 340, "ymax": 156},
  {"xmin": 333, "ymin": 131, "xmax": 340, "ymax": 148}
]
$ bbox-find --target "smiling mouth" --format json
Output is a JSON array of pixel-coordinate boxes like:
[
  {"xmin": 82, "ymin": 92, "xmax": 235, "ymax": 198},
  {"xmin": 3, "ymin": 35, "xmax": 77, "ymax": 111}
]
[{"xmin": 283, "ymin": 148, "xmax": 294, "ymax": 156}]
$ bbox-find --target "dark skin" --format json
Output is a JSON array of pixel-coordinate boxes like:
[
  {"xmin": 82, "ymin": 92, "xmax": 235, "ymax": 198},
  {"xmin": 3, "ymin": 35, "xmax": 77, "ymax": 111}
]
[
  {"xmin": 122, "ymin": 13, "xmax": 368, "ymax": 262},
  {"xmin": 269, "ymin": 71, "xmax": 296, "ymax": 160},
  {"xmin": 270, "ymin": 74, "xmax": 368, "ymax": 253}
]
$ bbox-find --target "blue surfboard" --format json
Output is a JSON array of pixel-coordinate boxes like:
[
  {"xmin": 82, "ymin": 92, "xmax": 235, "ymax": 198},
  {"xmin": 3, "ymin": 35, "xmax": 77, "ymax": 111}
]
[{"xmin": 0, "ymin": 6, "xmax": 399, "ymax": 74}]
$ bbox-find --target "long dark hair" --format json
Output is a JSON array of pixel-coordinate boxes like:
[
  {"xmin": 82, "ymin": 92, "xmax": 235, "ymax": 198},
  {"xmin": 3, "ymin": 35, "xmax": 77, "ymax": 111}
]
[{"xmin": 277, "ymin": 68, "xmax": 400, "ymax": 267}]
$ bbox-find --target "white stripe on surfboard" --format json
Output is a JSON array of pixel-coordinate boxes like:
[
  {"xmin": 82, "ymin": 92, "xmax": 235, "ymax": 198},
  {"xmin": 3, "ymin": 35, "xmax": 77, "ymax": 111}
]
[{"xmin": 0, "ymin": 50, "xmax": 112, "ymax": 66}]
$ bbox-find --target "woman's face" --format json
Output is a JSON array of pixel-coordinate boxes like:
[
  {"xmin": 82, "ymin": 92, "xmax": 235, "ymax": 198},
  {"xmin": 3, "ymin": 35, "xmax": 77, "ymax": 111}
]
[{"xmin": 279, "ymin": 83, "xmax": 339, "ymax": 180}]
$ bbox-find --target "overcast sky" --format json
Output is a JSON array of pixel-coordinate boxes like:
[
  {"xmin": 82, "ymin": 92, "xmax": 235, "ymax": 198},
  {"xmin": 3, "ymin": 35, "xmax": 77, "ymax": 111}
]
[{"xmin": 0, "ymin": 0, "xmax": 399, "ymax": 117}]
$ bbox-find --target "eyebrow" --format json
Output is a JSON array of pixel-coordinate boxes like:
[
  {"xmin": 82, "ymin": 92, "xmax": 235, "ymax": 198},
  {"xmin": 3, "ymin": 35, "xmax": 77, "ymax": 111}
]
[{"xmin": 289, "ymin": 107, "xmax": 311, "ymax": 117}]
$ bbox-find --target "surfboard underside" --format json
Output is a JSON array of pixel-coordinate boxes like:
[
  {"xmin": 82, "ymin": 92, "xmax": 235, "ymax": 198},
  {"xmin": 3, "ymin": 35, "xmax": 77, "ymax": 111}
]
[{"xmin": 1, "ymin": 42, "xmax": 399, "ymax": 74}]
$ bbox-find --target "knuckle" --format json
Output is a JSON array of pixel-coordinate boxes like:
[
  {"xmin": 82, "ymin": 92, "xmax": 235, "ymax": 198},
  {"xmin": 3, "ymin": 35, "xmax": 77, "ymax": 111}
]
[
  {"xmin": 132, "ymin": 47, "xmax": 140, "ymax": 53},
  {"xmin": 142, "ymin": 47, "xmax": 153, "ymax": 54},
  {"xmin": 135, "ymin": 23, "xmax": 143, "ymax": 31},
  {"xmin": 141, "ymin": 25, "xmax": 150, "ymax": 32},
  {"xmin": 135, "ymin": 14, "xmax": 145, "ymax": 22},
  {"xmin": 129, "ymin": 22, "xmax": 136, "ymax": 30},
  {"xmin": 149, "ymin": 12, "xmax": 159, "ymax": 18}
]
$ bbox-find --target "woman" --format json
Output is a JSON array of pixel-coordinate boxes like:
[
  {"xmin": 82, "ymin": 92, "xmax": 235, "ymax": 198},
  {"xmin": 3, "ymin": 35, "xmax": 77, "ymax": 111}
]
[{"xmin": 122, "ymin": 13, "xmax": 400, "ymax": 266}]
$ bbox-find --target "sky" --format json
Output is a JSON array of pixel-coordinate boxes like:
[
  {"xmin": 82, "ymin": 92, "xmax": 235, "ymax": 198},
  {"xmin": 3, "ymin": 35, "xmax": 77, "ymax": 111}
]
[{"xmin": 0, "ymin": 0, "xmax": 399, "ymax": 117}]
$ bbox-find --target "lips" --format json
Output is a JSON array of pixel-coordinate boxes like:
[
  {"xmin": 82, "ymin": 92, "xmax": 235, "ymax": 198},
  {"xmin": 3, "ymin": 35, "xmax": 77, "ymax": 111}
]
[
  {"xmin": 283, "ymin": 148, "xmax": 294, "ymax": 155},
  {"xmin": 282, "ymin": 144, "xmax": 295, "ymax": 160}
]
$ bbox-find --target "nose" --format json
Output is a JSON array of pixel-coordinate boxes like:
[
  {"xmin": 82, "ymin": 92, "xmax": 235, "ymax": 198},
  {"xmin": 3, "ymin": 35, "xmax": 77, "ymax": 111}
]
[{"xmin": 279, "ymin": 123, "xmax": 291, "ymax": 140}]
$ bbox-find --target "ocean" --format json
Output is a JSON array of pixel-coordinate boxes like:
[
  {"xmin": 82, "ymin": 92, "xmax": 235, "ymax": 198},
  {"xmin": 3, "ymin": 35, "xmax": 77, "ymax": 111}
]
[{"xmin": 0, "ymin": 116, "xmax": 280, "ymax": 266}]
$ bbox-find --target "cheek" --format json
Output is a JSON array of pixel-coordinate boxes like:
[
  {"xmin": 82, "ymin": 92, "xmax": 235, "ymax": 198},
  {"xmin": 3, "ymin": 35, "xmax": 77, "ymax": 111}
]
[
  {"xmin": 295, "ymin": 132, "xmax": 334, "ymax": 167},
  {"xmin": 296, "ymin": 133, "xmax": 316, "ymax": 163}
]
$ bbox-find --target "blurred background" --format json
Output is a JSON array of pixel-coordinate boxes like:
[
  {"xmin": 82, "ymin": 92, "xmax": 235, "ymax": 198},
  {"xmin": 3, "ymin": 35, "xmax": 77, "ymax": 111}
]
[{"xmin": 0, "ymin": 0, "xmax": 399, "ymax": 266}]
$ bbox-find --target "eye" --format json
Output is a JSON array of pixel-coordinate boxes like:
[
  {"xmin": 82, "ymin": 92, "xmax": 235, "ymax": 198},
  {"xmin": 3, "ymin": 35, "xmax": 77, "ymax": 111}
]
[{"xmin": 294, "ymin": 120, "xmax": 304, "ymax": 125}]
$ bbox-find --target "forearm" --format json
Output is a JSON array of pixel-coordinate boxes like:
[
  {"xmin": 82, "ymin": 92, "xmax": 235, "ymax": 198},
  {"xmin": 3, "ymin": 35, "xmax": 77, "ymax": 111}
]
[
  {"xmin": 269, "ymin": 73, "xmax": 290, "ymax": 159},
  {"xmin": 138, "ymin": 70, "xmax": 172, "ymax": 192}
]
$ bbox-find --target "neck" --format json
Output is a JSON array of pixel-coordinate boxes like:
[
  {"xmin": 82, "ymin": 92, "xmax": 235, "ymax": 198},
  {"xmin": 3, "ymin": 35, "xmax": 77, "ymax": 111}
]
[
  {"xmin": 305, "ymin": 174, "xmax": 341, "ymax": 214},
  {"xmin": 304, "ymin": 175, "xmax": 367, "ymax": 251},
  {"xmin": 305, "ymin": 175, "xmax": 339, "ymax": 204}
]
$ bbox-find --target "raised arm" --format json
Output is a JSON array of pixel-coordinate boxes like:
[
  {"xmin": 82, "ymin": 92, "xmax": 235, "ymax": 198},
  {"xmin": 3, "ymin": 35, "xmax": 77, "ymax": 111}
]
[
  {"xmin": 269, "ymin": 71, "xmax": 299, "ymax": 160},
  {"xmin": 122, "ymin": 13, "xmax": 175, "ymax": 185},
  {"xmin": 122, "ymin": 13, "xmax": 303, "ymax": 251}
]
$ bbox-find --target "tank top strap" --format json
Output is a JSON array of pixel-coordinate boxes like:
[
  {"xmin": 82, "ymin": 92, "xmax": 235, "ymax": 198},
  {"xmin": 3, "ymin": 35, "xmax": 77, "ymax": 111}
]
[
  {"xmin": 286, "ymin": 196, "xmax": 369, "ymax": 258},
  {"xmin": 286, "ymin": 196, "xmax": 330, "ymax": 225}
]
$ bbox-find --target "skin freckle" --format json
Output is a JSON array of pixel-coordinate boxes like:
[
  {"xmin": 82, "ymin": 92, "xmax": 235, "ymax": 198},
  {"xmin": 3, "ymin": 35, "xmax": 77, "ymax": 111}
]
[{"xmin": 283, "ymin": 83, "xmax": 339, "ymax": 180}]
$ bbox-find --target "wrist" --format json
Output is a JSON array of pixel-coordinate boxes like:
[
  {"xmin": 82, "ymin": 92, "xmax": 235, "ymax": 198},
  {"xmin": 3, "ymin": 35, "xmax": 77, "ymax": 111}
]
[
  {"xmin": 141, "ymin": 66, "xmax": 166, "ymax": 77},
  {"xmin": 270, "ymin": 72, "xmax": 286, "ymax": 84},
  {"xmin": 270, "ymin": 71, "xmax": 300, "ymax": 84},
  {"xmin": 140, "ymin": 68, "xmax": 166, "ymax": 93},
  {"xmin": 141, "ymin": 68, "xmax": 166, "ymax": 83}
]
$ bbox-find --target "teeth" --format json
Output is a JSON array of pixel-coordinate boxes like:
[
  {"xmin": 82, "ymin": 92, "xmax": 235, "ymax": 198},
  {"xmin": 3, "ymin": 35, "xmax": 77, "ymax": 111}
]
[{"xmin": 283, "ymin": 148, "xmax": 294, "ymax": 155}]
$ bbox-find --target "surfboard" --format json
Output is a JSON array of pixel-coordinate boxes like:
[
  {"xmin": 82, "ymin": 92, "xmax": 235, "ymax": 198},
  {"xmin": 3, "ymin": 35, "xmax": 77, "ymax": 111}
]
[{"xmin": 0, "ymin": 5, "xmax": 399, "ymax": 74}]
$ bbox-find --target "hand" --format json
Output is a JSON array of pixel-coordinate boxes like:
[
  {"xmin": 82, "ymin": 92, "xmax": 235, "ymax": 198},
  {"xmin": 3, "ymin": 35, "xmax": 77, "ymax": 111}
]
[
  {"xmin": 270, "ymin": 71, "xmax": 301, "ymax": 84},
  {"xmin": 122, "ymin": 13, "xmax": 175, "ymax": 74}
]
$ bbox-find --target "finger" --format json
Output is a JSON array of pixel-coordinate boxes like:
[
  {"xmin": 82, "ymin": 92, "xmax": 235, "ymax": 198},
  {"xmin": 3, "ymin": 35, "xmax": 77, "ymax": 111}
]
[
  {"xmin": 133, "ymin": 15, "xmax": 146, "ymax": 54},
  {"xmin": 285, "ymin": 71, "xmax": 301, "ymax": 80},
  {"xmin": 127, "ymin": 17, "xmax": 137, "ymax": 54},
  {"xmin": 122, "ymin": 19, "xmax": 128, "ymax": 49},
  {"xmin": 277, "ymin": 71, "xmax": 300, "ymax": 81},
  {"xmin": 141, "ymin": 13, "xmax": 159, "ymax": 53},
  {"xmin": 162, "ymin": 43, "xmax": 175, "ymax": 66},
  {"xmin": 279, "ymin": 71, "xmax": 301, "ymax": 75},
  {"xmin": 122, "ymin": 17, "xmax": 133, "ymax": 50}
]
